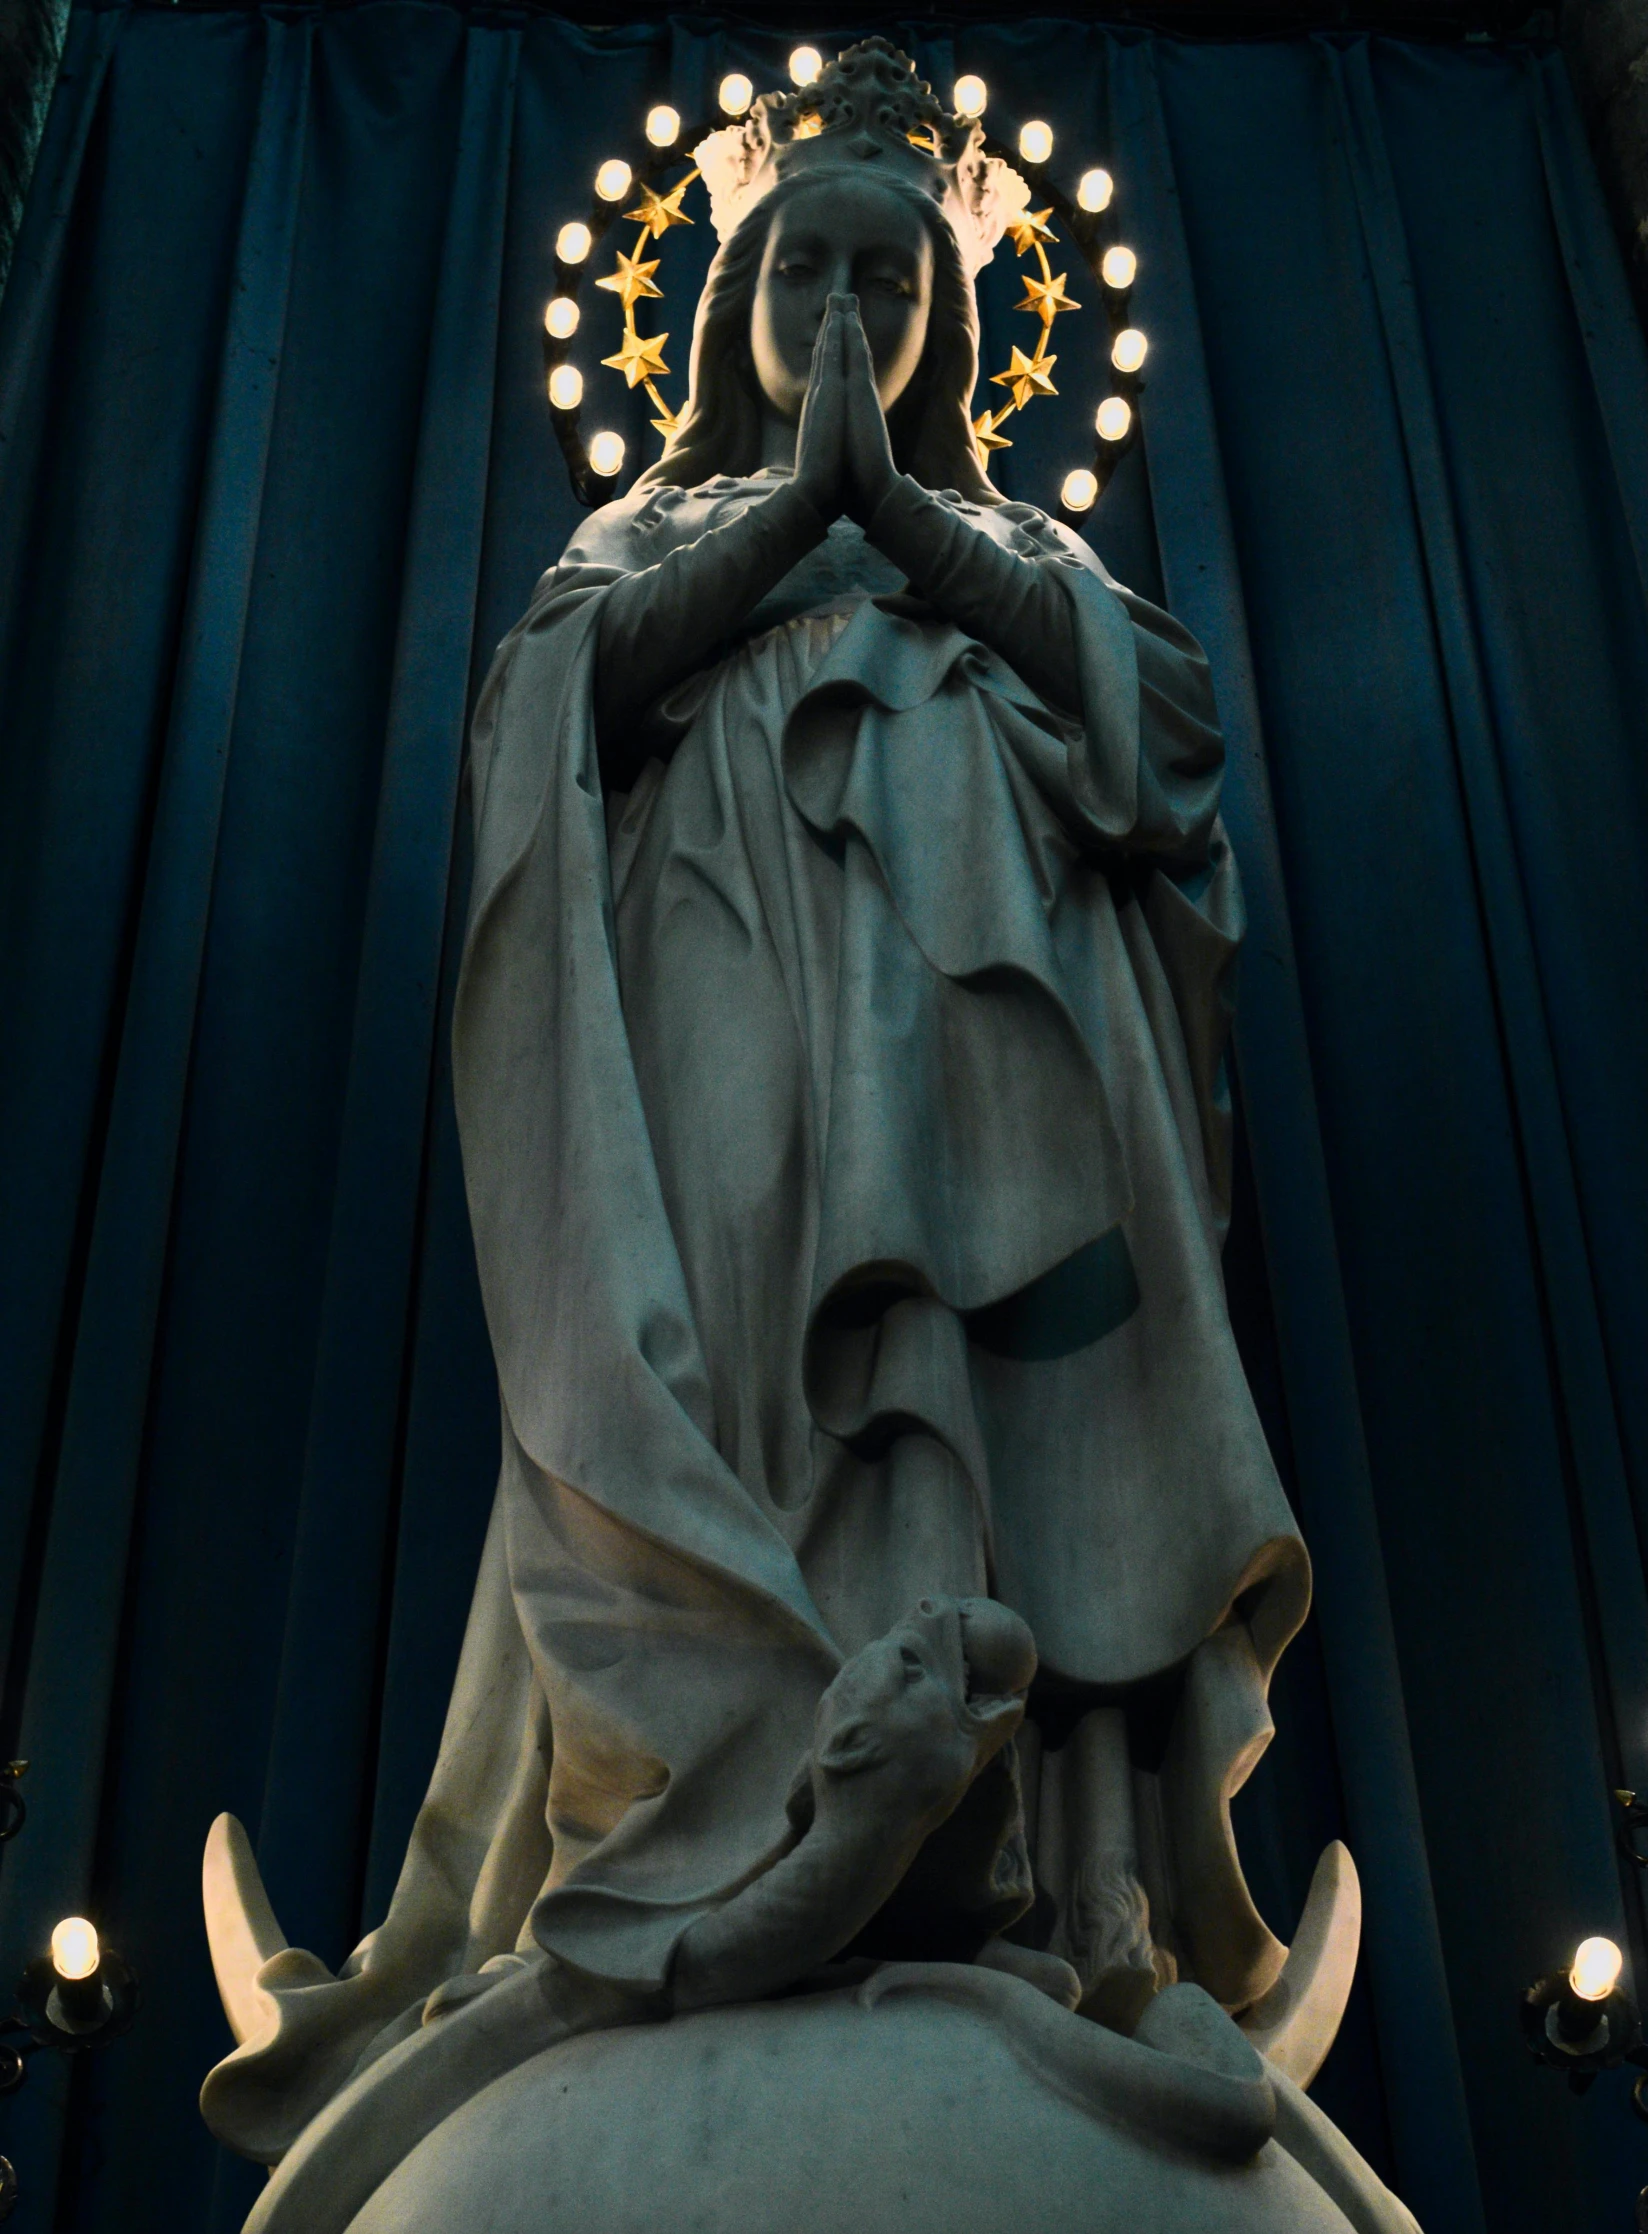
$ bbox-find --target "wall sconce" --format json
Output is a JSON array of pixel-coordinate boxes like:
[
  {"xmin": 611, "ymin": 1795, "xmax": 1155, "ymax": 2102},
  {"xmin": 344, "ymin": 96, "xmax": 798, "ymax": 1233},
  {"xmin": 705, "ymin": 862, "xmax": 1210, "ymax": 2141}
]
[{"xmin": 0, "ymin": 1762, "xmax": 139, "ymax": 2224}]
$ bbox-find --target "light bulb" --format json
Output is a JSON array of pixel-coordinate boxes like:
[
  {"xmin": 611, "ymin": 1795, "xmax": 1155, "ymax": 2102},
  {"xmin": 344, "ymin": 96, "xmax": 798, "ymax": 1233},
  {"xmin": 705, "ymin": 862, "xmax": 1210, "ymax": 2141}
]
[
  {"xmin": 1101, "ymin": 244, "xmax": 1137, "ymax": 291},
  {"xmin": 1061, "ymin": 468, "xmax": 1099, "ymax": 513},
  {"xmin": 51, "ymin": 1916, "xmax": 99, "ymax": 1982},
  {"xmin": 1111, "ymin": 327, "xmax": 1148, "ymax": 373},
  {"xmin": 588, "ymin": 430, "xmax": 626, "ymax": 477},
  {"xmin": 548, "ymin": 364, "xmax": 584, "ymax": 411},
  {"xmin": 645, "ymin": 105, "xmax": 681, "ymax": 148},
  {"xmin": 1077, "ymin": 167, "xmax": 1114, "ymax": 213},
  {"xmin": 1018, "ymin": 120, "xmax": 1054, "ymax": 165},
  {"xmin": 719, "ymin": 72, "xmax": 754, "ymax": 116},
  {"xmin": 1570, "ymin": 1936, "xmax": 1623, "ymax": 2002},
  {"xmin": 595, "ymin": 159, "xmax": 633, "ymax": 204},
  {"xmin": 789, "ymin": 46, "xmax": 823, "ymax": 87},
  {"xmin": 544, "ymin": 296, "xmax": 580, "ymax": 340},
  {"xmin": 953, "ymin": 74, "xmax": 987, "ymax": 119},
  {"xmin": 556, "ymin": 222, "xmax": 592, "ymax": 264},
  {"xmin": 1095, "ymin": 395, "xmax": 1132, "ymax": 443}
]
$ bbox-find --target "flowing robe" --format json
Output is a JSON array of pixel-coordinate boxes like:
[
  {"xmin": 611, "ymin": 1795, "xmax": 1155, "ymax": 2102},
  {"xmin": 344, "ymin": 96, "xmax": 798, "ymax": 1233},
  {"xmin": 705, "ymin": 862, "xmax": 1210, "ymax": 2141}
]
[{"xmin": 202, "ymin": 475, "xmax": 1309, "ymax": 2164}]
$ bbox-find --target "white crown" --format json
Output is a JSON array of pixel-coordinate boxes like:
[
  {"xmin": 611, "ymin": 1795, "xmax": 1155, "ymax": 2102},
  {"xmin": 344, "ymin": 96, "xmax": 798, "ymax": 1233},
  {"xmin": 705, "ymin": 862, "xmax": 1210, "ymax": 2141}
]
[{"xmin": 693, "ymin": 38, "xmax": 1030, "ymax": 280}]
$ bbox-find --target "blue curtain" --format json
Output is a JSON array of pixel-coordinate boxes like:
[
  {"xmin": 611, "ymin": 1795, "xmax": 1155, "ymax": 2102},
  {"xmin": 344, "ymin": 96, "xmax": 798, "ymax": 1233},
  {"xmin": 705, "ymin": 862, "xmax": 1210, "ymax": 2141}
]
[{"xmin": 1, "ymin": 7, "xmax": 1645, "ymax": 2229}]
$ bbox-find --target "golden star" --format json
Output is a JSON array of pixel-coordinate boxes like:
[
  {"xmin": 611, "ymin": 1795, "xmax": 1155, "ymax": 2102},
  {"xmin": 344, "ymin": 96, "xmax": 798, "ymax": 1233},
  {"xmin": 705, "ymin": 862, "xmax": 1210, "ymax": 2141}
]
[
  {"xmin": 791, "ymin": 110, "xmax": 824, "ymax": 140},
  {"xmin": 1016, "ymin": 269, "xmax": 1079, "ymax": 323},
  {"xmin": 972, "ymin": 407, "xmax": 1013, "ymax": 454},
  {"xmin": 603, "ymin": 327, "xmax": 671, "ymax": 388},
  {"xmin": 625, "ymin": 179, "xmax": 694, "ymax": 240},
  {"xmin": 596, "ymin": 248, "xmax": 664, "ymax": 310},
  {"xmin": 990, "ymin": 345, "xmax": 1058, "ymax": 410},
  {"xmin": 1005, "ymin": 206, "xmax": 1057, "ymax": 257},
  {"xmin": 648, "ymin": 390, "xmax": 681, "ymax": 438}
]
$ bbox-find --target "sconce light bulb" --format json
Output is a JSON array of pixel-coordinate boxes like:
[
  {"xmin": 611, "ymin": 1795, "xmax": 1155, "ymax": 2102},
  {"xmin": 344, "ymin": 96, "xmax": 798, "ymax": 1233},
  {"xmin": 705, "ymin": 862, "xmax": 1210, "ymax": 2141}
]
[
  {"xmin": 953, "ymin": 75, "xmax": 987, "ymax": 120},
  {"xmin": 1018, "ymin": 120, "xmax": 1054, "ymax": 166},
  {"xmin": 548, "ymin": 364, "xmax": 584, "ymax": 411},
  {"xmin": 645, "ymin": 105, "xmax": 681, "ymax": 148},
  {"xmin": 595, "ymin": 159, "xmax": 633, "ymax": 204},
  {"xmin": 1095, "ymin": 395, "xmax": 1133, "ymax": 443},
  {"xmin": 1570, "ymin": 1935, "xmax": 1623, "ymax": 2002},
  {"xmin": 719, "ymin": 73, "xmax": 754, "ymax": 117},
  {"xmin": 1077, "ymin": 167, "xmax": 1114, "ymax": 213},
  {"xmin": 588, "ymin": 430, "xmax": 626, "ymax": 478},
  {"xmin": 51, "ymin": 1916, "xmax": 100, "ymax": 1982},
  {"xmin": 544, "ymin": 296, "xmax": 580, "ymax": 340},
  {"xmin": 1061, "ymin": 468, "xmax": 1099, "ymax": 513},
  {"xmin": 789, "ymin": 47, "xmax": 823, "ymax": 88},
  {"xmin": 1101, "ymin": 244, "xmax": 1137, "ymax": 291},
  {"xmin": 556, "ymin": 222, "xmax": 593, "ymax": 265},
  {"xmin": 1111, "ymin": 326, "xmax": 1148, "ymax": 374}
]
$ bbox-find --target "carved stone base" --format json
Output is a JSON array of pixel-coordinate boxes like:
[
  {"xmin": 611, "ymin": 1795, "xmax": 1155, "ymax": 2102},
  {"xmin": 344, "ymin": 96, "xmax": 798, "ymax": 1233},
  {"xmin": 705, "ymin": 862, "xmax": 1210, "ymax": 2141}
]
[{"xmin": 341, "ymin": 1969, "xmax": 1416, "ymax": 2234}]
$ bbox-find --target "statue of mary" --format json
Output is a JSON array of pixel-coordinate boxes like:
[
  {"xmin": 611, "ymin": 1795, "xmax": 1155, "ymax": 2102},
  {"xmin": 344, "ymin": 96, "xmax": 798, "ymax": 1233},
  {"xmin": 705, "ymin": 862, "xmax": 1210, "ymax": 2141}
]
[{"xmin": 197, "ymin": 42, "xmax": 1420, "ymax": 2234}]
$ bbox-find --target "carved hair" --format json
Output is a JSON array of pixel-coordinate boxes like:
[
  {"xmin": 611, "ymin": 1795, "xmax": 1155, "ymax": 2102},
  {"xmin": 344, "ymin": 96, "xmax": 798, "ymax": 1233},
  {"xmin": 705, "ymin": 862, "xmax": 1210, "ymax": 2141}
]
[{"xmin": 636, "ymin": 172, "xmax": 1000, "ymax": 505}]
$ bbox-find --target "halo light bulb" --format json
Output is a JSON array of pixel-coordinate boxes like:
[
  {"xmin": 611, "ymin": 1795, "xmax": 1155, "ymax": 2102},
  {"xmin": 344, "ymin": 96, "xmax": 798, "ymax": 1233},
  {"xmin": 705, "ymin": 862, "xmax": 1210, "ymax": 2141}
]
[
  {"xmin": 595, "ymin": 159, "xmax": 633, "ymax": 204},
  {"xmin": 789, "ymin": 47, "xmax": 823, "ymax": 87},
  {"xmin": 548, "ymin": 364, "xmax": 584, "ymax": 411},
  {"xmin": 1018, "ymin": 120, "xmax": 1054, "ymax": 165},
  {"xmin": 589, "ymin": 429, "xmax": 626, "ymax": 477},
  {"xmin": 953, "ymin": 74, "xmax": 988, "ymax": 119},
  {"xmin": 1061, "ymin": 468, "xmax": 1099, "ymax": 513},
  {"xmin": 1111, "ymin": 327, "xmax": 1148, "ymax": 374},
  {"xmin": 1095, "ymin": 395, "xmax": 1133, "ymax": 443},
  {"xmin": 1570, "ymin": 1936, "xmax": 1623, "ymax": 2002},
  {"xmin": 556, "ymin": 222, "xmax": 592, "ymax": 265},
  {"xmin": 1077, "ymin": 167, "xmax": 1114, "ymax": 213},
  {"xmin": 719, "ymin": 72, "xmax": 754, "ymax": 116},
  {"xmin": 544, "ymin": 296, "xmax": 580, "ymax": 340},
  {"xmin": 1101, "ymin": 244, "xmax": 1138, "ymax": 291},
  {"xmin": 645, "ymin": 105, "xmax": 681, "ymax": 148},
  {"xmin": 51, "ymin": 1916, "xmax": 99, "ymax": 1982}
]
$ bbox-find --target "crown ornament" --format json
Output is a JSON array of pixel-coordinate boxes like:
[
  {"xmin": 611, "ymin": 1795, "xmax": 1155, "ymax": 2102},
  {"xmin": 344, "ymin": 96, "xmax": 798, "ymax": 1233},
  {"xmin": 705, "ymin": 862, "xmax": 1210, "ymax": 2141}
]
[
  {"xmin": 541, "ymin": 39, "xmax": 1150, "ymax": 520},
  {"xmin": 692, "ymin": 39, "xmax": 1031, "ymax": 281}
]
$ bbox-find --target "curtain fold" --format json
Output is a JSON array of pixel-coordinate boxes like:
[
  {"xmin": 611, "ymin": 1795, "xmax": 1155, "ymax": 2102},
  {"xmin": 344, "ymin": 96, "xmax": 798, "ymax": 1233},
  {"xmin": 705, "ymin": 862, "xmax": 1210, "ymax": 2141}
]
[{"xmin": 0, "ymin": 13, "xmax": 1645, "ymax": 2232}]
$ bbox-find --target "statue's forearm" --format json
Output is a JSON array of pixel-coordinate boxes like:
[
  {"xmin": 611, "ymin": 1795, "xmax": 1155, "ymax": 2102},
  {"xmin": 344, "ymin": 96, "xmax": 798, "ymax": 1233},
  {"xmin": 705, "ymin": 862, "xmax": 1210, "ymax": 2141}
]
[
  {"xmin": 865, "ymin": 475, "xmax": 1082, "ymax": 715},
  {"xmin": 595, "ymin": 482, "xmax": 827, "ymax": 785}
]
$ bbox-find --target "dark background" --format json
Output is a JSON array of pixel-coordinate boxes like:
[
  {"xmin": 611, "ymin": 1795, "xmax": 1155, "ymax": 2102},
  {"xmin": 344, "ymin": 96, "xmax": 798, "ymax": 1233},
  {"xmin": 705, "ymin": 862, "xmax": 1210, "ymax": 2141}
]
[{"xmin": 1, "ymin": 8, "xmax": 1647, "ymax": 2231}]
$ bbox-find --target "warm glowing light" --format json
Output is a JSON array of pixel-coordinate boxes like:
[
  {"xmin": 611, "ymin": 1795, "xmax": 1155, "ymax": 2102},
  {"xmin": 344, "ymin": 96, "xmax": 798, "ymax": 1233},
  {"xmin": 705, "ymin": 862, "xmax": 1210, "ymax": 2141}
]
[
  {"xmin": 1077, "ymin": 167, "xmax": 1114, "ymax": 213},
  {"xmin": 556, "ymin": 222, "xmax": 592, "ymax": 264},
  {"xmin": 548, "ymin": 364, "xmax": 584, "ymax": 411},
  {"xmin": 589, "ymin": 430, "xmax": 626, "ymax": 477},
  {"xmin": 595, "ymin": 159, "xmax": 633, "ymax": 204},
  {"xmin": 953, "ymin": 74, "xmax": 987, "ymax": 119},
  {"xmin": 1101, "ymin": 244, "xmax": 1137, "ymax": 291},
  {"xmin": 719, "ymin": 72, "xmax": 754, "ymax": 116},
  {"xmin": 544, "ymin": 297, "xmax": 580, "ymax": 340},
  {"xmin": 1018, "ymin": 120, "xmax": 1054, "ymax": 165},
  {"xmin": 1095, "ymin": 395, "xmax": 1133, "ymax": 443},
  {"xmin": 645, "ymin": 105, "xmax": 681, "ymax": 148},
  {"xmin": 51, "ymin": 1917, "xmax": 99, "ymax": 1983},
  {"xmin": 1061, "ymin": 468, "xmax": 1099, "ymax": 512},
  {"xmin": 1111, "ymin": 327, "xmax": 1148, "ymax": 373},
  {"xmin": 789, "ymin": 46, "xmax": 823, "ymax": 87},
  {"xmin": 1570, "ymin": 1937, "xmax": 1624, "ymax": 2002}
]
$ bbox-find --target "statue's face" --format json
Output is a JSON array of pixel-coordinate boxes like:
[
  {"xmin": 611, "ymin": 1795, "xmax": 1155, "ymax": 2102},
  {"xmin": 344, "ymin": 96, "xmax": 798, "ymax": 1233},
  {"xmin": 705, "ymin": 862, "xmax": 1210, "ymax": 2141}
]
[{"xmin": 750, "ymin": 176, "xmax": 935, "ymax": 424}]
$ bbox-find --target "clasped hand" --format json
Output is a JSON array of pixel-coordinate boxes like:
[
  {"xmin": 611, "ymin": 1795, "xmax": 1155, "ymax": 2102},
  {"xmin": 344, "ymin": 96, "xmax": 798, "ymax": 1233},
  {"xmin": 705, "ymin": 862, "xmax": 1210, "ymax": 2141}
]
[{"xmin": 791, "ymin": 295, "xmax": 900, "ymax": 528}]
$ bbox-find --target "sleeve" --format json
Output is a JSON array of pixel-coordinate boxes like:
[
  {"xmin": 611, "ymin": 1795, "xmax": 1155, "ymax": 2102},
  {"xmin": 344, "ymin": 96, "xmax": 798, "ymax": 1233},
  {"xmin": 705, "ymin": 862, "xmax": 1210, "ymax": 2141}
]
[
  {"xmin": 594, "ymin": 480, "xmax": 827, "ymax": 789},
  {"xmin": 864, "ymin": 475, "xmax": 1083, "ymax": 715},
  {"xmin": 867, "ymin": 477, "xmax": 1223, "ymax": 862}
]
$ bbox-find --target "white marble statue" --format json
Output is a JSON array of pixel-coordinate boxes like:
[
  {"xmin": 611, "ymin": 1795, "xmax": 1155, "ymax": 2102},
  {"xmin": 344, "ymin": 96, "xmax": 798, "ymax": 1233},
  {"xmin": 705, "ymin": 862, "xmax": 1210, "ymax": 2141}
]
[{"xmin": 199, "ymin": 40, "xmax": 1419, "ymax": 2234}]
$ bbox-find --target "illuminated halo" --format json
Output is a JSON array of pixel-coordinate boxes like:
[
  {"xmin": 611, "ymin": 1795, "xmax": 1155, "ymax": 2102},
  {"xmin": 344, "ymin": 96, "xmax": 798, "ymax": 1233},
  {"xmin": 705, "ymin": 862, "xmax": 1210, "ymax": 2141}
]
[{"xmin": 542, "ymin": 54, "xmax": 1147, "ymax": 519}]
